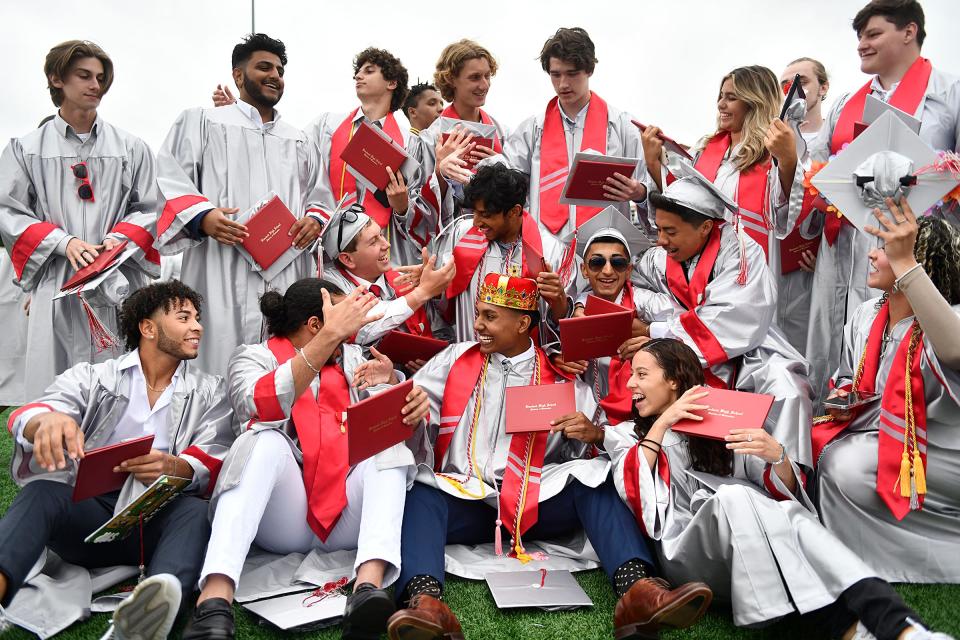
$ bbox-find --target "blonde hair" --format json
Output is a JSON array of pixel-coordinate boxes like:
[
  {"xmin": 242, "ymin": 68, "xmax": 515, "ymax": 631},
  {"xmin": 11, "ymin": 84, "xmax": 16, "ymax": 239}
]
[
  {"xmin": 433, "ymin": 39, "xmax": 498, "ymax": 103},
  {"xmin": 788, "ymin": 57, "xmax": 829, "ymax": 86},
  {"xmin": 700, "ymin": 65, "xmax": 780, "ymax": 172},
  {"xmin": 44, "ymin": 40, "xmax": 114, "ymax": 107}
]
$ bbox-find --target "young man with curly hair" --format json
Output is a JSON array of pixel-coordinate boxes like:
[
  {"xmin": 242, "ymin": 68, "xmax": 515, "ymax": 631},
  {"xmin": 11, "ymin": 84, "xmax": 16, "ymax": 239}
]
[
  {"xmin": 157, "ymin": 33, "xmax": 331, "ymax": 377},
  {"xmin": 504, "ymin": 27, "xmax": 648, "ymax": 241},
  {"xmin": 0, "ymin": 280, "xmax": 237, "ymax": 638}
]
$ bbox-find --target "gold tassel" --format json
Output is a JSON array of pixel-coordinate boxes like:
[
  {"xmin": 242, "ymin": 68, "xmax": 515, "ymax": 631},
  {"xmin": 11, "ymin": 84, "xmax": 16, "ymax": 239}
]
[
  {"xmin": 913, "ymin": 450, "xmax": 927, "ymax": 495},
  {"xmin": 899, "ymin": 451, "xmax": 912, "ymax": 498},
  {"xmin": 514, "ymin": 539, "xmax": 532, "ymax": 564}
]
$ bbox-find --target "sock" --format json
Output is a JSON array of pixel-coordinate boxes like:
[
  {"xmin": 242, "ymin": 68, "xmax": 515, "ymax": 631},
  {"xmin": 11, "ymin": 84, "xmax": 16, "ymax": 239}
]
[
  {"xmin": 354, "ymin": 582, "xmax": 377, "ymax": 593},
  {"xmin": 613, "ymin": 558, "xmax": 652, "ymax": 599},
  {"xmin": 403, "ymin": 574, "xmax": 443, "ymax": 605}
]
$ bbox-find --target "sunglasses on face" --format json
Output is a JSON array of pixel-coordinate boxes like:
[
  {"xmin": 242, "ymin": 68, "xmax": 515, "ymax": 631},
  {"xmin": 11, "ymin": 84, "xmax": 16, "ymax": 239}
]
[
  {"xmin": 71, "ymin": 162, "xmax": 95, "ymax": 201},
  {"xmin": 586, "ymin": 255, "xmax": 631, "ymax": 273}
]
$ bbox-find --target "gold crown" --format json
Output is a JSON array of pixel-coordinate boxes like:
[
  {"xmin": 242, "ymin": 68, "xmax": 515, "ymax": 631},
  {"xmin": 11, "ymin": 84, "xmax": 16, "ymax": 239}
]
[{"xmin": 478, "ymin": 274, "xmax": 539, "ymax": 311}]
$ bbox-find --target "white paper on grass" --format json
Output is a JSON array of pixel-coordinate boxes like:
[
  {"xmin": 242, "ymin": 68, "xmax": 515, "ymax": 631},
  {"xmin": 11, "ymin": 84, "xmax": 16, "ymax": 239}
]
[{"xmin": 811, "ymin": 111, "xmax": 959, "ymax": 232}]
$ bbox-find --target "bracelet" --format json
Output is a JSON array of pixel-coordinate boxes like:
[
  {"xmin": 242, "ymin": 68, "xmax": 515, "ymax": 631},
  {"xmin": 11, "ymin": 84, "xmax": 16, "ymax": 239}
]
[
  {"xmin": 640, "ymin": 438, "xmax": 661, "ymax": 451},
  {"xmin": 296, "ymin": 348, "xmax": 321, "ymax": 375},
  {"xmin": 772, "ymin": 443, "xmax": 786, "ymax": 466},
  {"xmin": 892, "ymin": 263, "xmax": 923, "ymax": 292}
]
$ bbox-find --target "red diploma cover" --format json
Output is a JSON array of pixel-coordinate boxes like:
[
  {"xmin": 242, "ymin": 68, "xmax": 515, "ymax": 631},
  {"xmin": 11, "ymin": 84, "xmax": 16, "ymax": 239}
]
[
  {"xmin": 560, "ymin": 295, "xmax": 633, "ymax": 362},
  {"xmin": 376, "ymin": 330, "xmax": 449, "ymax": 365},
  {"xmin": 670, "ymin": 388, "xmax": 774, "ymax": 441},
  {"xmin": 853, "ymin": 121, "xmax": 870, "ymax": 139},
  {"xmin": 240, "ymin": 196, "xmax": 298, "ymax": 270},
  {"xmin": 562, "ymin": 159, "xmax": 637, "ymax": 202},
  {"xmin": 340, "ymin": 121, "xmax": 408, "ymax": 190},
  {"xmin": 631, "ymin": 120, "xmax": 693, "ymax": 160},
  {"xmin": 779, "ymin": 229, "xmax": 821, "ymax": 274},
  {"xmin": 505, "ymin": 383, "xmax": 576, "ymax": 433},
  {"xmin": 347, "ymin": 379, "xmax": 415, "ymax": 466},
  {"xmin": 72, "ymin": 435, "xmax": 155, "ymax": 502},
  {"xmin": 441, "ymin": 132, "xmax": 495, "ymax": 170},
  {"xmin": 61, "ymin": 240, "xmax": 129, "ymax": 291}
]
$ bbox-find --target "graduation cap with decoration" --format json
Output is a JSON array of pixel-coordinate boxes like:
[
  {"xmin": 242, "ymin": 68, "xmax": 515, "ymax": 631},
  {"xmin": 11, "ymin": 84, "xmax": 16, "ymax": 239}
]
[
  {"xmin": 810, "ymin": 110, "xmax": 960, "ymax": 233},
  {"xmin": 779, "ymin": 73, "xmax": 809, "ymax": 161},
  {"xmin": 564, "ymin": 205, "xmax": 651, "ymax": 260}
]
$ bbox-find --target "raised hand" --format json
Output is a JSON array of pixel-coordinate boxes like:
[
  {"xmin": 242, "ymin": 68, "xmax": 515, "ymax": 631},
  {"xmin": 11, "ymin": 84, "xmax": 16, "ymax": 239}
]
[
  {"xmin": 320, "ymin": 286, "xmax": 383, "ymax": 342},
  {"xmin": 654, "ymin": 386, "xmax": 710, "ymax": 431},
  {"xmin": 212, "ymin": 83, "xmax": 236, "ymax": 107},
  {"xmin": 536, "ymin": 261, "xmax": 568, "ymax": 318},
  {"xmin": 352, "ymin": 346, "xmax": 398, "ymax": 390},
  {"xmin": 864, "ymin": 197, "xmax": 920, "ymax": 276}
]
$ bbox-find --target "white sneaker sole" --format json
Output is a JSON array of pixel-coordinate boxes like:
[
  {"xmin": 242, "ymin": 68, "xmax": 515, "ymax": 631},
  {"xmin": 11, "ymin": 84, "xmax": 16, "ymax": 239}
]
[{"xmin": 111, "ymin": 574, "xmax": 182, "ymax": 640}]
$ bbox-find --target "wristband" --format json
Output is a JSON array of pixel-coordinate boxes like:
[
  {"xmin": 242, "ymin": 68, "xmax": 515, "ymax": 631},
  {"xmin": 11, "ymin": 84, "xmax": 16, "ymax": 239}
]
[{"xmin": 772, "ymin": 443, "xmax": 786, "ymax": 466}]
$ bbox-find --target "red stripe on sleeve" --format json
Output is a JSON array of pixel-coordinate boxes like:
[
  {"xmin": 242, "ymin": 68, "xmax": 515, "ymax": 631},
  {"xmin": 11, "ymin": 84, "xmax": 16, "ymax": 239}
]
[
  {"xmin": 763, "ymin": 465, "xmax": 792, "ymax": 501},
  {"xmin": 110, "ymin": 222, "xmax": 161, "ymax": 265},
  {"xmin": 11, "ymin": 222, "xmax": 58, "ymax": 280},
  {"xmin": 622, "ymin": 444, "xmax": 648, "ymax": 536},
  {"xmin": 158, "ymin": 194, "xmax": 209, "ymax": 236},
  {"xmin": 253, "ymin": 371, "xmax": 285, "ymax": 422},
  {"xmin": 182, "ymin": 445, "xmax": 223, "ymax": 496},
  {"xmin": 7, "ymin": 403, "xmax": 55, "ymax": 434}
]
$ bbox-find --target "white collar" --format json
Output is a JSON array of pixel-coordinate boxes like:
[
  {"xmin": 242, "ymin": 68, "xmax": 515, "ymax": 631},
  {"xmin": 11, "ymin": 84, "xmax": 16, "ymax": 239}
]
[
  {"xmin": 341, "ymin": 268, "xmax": 387, "ymax": 290},
  {"xmin": 870, "ymin": 74, "xmax": 900, "ymax": 97},
  {"xmin": 54, "ymin": 112, "xmax": 100, "ymax": 140},
  {"xmin": 118, "ymin": 349, "xmax": 184, "ymax": 383},
  {"xmin": 559, "ymin": 101, "xmax": 590, "ymax": 126},
  {"xmin": 353, "ymin": 105, "xmax": 387, "ymax": 127},
  {"xmin": 235, "ymin": 99, "xmax": 279, "ymax": 127},
  {"xmin": 493, "ymin": 339, "xmax": 536, "ymax": 366}
]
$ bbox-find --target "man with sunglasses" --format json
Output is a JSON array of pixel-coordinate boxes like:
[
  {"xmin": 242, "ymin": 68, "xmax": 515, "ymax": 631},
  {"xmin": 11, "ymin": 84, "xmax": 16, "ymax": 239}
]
[
  {"xmin": 0, "ymin": 40, "xmax": 161, "ymax": 399},
  {"xmin": 157, "ymin": 33, "xmax": 331, "ymax": 377}
]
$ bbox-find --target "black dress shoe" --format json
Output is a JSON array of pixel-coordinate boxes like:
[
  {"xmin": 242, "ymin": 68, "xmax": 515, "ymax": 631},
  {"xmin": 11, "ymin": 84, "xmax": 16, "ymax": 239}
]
[
  {"xmin": 181, "ymin": 597, "xmax": 235, "ymax": 640},
  {"xmin": 342, "ymin": 583, "xmax": 396, "ymax": 640}
]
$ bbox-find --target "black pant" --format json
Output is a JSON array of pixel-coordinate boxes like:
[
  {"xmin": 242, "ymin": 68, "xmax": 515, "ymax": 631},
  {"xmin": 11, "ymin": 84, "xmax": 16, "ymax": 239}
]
[
  {"xmin": 0, "ymin": 479, "xmax": 210, "ymax": 607},
  {"xmin": 807, "ymin": 578, "xmax": 922, "ymax": 640}
]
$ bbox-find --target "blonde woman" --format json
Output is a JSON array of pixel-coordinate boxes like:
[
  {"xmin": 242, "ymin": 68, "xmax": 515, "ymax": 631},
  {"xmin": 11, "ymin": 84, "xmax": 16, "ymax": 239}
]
[{"xmin": 642, "ymin": 65, "xmax": 803, "ymax": 262}]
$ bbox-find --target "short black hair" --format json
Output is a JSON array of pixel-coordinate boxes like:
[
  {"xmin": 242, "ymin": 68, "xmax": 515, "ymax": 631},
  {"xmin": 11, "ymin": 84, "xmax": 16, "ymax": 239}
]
[
  {"xmin": 232, "ymin": 33, "xmax": 288, "ymax": 69},
  {"xmin": 259, "ymin": 278, "xmax": 344, "ymax": 337},
  {"xmin": 119, "ymin": 280, "xmax": 203, "ymax": 351},
  {"xmin": 354, "ymin": 47, "xmax": 409, "ymax": 113},
  {"xmin": 403, "ymin": 82, "xmax": 437, "ymax": 114},
  {"xmin": 853, "ymin": 0, "xmax": 926, "ymax": 47},
  {"xmin": 650, "ymin": 192, "xmax": 712, "ymax": 227},
  {"xmin": 463, "ymin": 164, "xmax": 529, "ymax": 215},
  {"xmin": 539, "ymin": 27, "xmax": 598, "ymax": 74},
  {"xmin": 585, "ymin": 234, "xmax": 628, "ymax": 255}
]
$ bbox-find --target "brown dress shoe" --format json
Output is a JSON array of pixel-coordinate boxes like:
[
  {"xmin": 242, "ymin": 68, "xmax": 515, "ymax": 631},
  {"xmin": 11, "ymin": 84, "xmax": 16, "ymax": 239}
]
[
  {"xmin": 386, "ymin": 594, "xmax": 465, "ymax": 640},
  {"xmin": 613, "ymin": 577, "xmax": 713, "ymax": 639}
]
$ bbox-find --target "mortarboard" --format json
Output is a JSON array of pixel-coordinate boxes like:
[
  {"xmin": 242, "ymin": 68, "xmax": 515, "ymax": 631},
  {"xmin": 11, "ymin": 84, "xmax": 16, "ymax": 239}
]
[{"xmin": 565, "ymin": 205, "xmax": 651, "ymax": 258}]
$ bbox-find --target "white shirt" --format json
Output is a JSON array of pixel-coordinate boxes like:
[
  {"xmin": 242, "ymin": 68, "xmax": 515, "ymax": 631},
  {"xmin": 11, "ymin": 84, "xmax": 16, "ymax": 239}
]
[
  {"xmin": 234, "ymin": 99, "xmax": 279, "ymax": 130},
  {"xmin": 335, "ymin": 268, "xmax": 415, "ymax": 346},
  {"xmin": 492, "ymin": 339, "xmax": 537, "ymax": 368}
]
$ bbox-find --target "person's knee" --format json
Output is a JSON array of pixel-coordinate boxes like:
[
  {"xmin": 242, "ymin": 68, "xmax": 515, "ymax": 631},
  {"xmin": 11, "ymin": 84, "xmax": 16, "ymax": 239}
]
[{"xmin": 167, "ymin": 496, "xmax": 213, "ymax": 538}]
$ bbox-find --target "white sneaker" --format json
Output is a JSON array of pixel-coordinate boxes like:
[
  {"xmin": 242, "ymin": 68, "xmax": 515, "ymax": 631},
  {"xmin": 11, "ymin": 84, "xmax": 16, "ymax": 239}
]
[
  {"xmin": 0, "ymin": 603, "xmax": 9, "ymax": 633},
  {"xmin": 902, "ymin": 618, "xmax": 957, "ymax": 640},
  {"xmin": 100, "ymin": 574, "xmax": 182, "ymax": 640}
]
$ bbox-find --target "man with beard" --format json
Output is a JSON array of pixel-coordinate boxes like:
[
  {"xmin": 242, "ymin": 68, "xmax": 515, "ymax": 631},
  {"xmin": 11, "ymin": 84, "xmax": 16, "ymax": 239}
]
[
  {"xmin": 0, "ymin": 280, "xmax": 236, "ymax": 638},
  {"xmin": 156, "ymin": 33, "xmax": 331, "ymax": 376}
]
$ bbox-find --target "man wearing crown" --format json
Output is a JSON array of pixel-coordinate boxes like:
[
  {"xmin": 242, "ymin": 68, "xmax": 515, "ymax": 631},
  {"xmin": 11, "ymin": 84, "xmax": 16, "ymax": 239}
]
[{"xmin": 385, "ymin": 272, "xmax": 712, "ymax": 640}]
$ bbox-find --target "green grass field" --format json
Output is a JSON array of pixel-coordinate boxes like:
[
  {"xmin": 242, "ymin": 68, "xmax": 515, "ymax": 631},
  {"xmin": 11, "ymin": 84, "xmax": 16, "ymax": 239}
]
[{"xmin": 1, "ymin": 407, "xmax": 957, "ymax": 639}]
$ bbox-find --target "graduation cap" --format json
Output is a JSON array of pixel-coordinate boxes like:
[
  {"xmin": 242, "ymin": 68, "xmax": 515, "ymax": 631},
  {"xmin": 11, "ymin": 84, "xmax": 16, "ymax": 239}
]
[
  {"xmin": 320, "ymin": 202, "xmax": 371, "ymax": 261},
  {"xmin": 657, "ymin": 160, "xmax": 740, "ymax": 220},
  {"xmin": 485, "ymin": 569, "xmax": 593, "ymax": 611},
  {"xmin": 565, "ymin": 206, "xmax": 651, "ymax": 258},
  {"xmin": 811, "ymin": 110, "xmax": 960, "ymax": 232}
]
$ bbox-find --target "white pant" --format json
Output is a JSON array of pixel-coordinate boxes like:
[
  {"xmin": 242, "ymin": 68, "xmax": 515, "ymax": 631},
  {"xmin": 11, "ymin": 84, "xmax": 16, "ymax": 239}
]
[{"xmin": 200, "ymin": 430, "xmax": 407, "ymax": 588}]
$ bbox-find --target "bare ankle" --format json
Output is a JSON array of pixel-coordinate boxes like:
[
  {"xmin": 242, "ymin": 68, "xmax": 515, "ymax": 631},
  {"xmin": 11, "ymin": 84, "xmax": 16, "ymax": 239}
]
[
  {"xmin": 197, "ymin": 574, "xmax": 235, "ymax": 605},
  {"xmin": 354, "ymin": 559, "xmax": 387, "ymax": 591}
]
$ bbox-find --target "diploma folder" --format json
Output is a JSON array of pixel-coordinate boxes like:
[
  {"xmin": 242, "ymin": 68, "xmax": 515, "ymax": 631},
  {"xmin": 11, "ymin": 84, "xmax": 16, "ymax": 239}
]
[
  {"xmin": 60, "ymin": 240, "xmax": 129, "ymax": 291},
  {"xmin": 779, "ymin": 227, "xmax": 821, "ymax": 275},
  {"xmin": 375, "ymin": 330, "xmax": 449, "ymax": 366},
  {"xmin": 72, "ymin": 435, "xmax": 154, "ymax": 502},
  {"xmin": 559, "ymin": 295, "xmax": 633, "ymax": 362},
  {"xmin": 670, "ymin": 388, "xmax": 774, "ymax": 441},
  {"xmin": 505, "ymin": 383, "xmax": 576, "ymax": 433},
  {"xmin": 347, "ymin": 379, "xmax": 415, "ymax": 466},
  {"xmin": 441, "ymin": 132, "xmax": 495, "ymax": 171},
  {"xmin": 340, "ymin": 120, "xmax": 409, "ymax": 191},
  {"xmin": 239, "ymin": 195, "xmax": 298, "ymax": 270},
  {"xmin": 485, "ymin": 569, "xmax": 593, "ymax": 611},
  {"xmin": 631, "ymin": 120, "xmax": 694, "ymax": 161},
  {"xmin": 559, "ymin": 152, "xmax": 639, "ymax": 207}
]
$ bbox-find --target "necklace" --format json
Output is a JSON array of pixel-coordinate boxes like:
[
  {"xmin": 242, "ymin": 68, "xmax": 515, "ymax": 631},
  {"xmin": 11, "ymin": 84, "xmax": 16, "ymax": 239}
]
[{"xmin": 145, "ymin": 380, "xmax": 170, "ymax": 394}]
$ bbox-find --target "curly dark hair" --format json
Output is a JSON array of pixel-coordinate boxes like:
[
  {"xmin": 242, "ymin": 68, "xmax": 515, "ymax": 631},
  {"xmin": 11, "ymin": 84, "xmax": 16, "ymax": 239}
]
[
  {"xmin": 631, "ymin": 338, "xmax": 733, "ymax": 477},
  {"xmin": 118, "ymin": 280, "xmax": 203, "ymax": 352},
  {"xmin": 260, "ymin": 278, "xmax": 344, "ymax": 337},
  {"xmin": 462, "ymin": 164, "xmax": 529, "ymax": 214},
  {"xmin": 354, "ymin": 47, "xmax": 409, "ymax": 113},
  {"xmin": 913, "ymin": 216, "xmax": 960, "ymax": 303},
  {"xmin": 232, "ymin": 33, "xmax": 287, "ymax": 69},
  {"xmin": 539, "ymin": 27, "xmax": 598, "ymax": 74},
  {"xmin": 403, "ymin": 82, "xmax": 438, "ymax": 114},
  {"xmin": 853, "ymin": 0, "xmax": 925, "ymax": 47}
]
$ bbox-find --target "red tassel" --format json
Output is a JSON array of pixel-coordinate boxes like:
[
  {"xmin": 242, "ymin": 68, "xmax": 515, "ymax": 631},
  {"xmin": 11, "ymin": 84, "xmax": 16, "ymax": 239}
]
[
  {"xmin": 556, "ymin": 231, "xmax": 578, "ymax": 288},
  {"xmin": 494, "ymin": 519, "xmax": 503, "ymax": 557},
  {"xmin": 77, "ymin": 291, "xmax": 120, "ymax": 352}
]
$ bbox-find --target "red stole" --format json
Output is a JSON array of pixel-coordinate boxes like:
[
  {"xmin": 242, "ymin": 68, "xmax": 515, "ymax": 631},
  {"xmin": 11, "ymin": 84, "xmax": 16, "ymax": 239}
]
[
  {"xmin": 598, "ymin": 284, "xmax": 639, "ymax": 425},
  {"xmin": 538, "ymin": 93, "xmax": 610, "ymax": 234},
  {"xmin": 664, "ymin": 225, "xmax": 731, "ymax": 388},
  {"xmin": 436, "ymin": 345, "xmax": 559, "ymax": 547},
  {"xmin": 445, "ymin": 212, "xmax": 544, "ymax": 300},
  {"xmin": 695, "ymin": 132, "xmax": 770, "ymax": 256},
  {"xmin": 622, "ymin": 440, "xmax": 670, "ymax": 537},
  {"xmin": 265, "ymin": 337, "xmax": 350, "ymax": 540},
  {"xmin": 328, "ymin": 108, "xmax": 405, "ymax": 228},
  {"xmin": 811, "ymin": 303, "xmax": 927, "ymax": 520},
  {"xmin": 441, "ymin": 104, "xmax": 503, "ymax": 153}
]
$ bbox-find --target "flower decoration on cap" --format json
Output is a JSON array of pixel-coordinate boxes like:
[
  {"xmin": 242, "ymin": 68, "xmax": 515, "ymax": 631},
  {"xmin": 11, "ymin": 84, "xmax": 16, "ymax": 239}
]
[{"xmin": 479, "ymin": 273, "xmax": 539, "ymax": 311}]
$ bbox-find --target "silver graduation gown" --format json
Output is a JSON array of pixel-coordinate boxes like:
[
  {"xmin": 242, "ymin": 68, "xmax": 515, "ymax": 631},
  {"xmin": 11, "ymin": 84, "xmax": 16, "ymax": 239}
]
[
  {"xmin": 631, "ymin": 225, "xmax": 814, "ymax": 467},
  {"xmin": 799, "ymin": 66, "xmax": 960, "ymax": 406},
  {"xmin": 502, "ymin": 100, "xmax": 647, "ymax": 241},
  {"xmin": 816, "ymin": 299, "xmax": 960, "ymax": 583},
  {"xmin": 155, "ymin": 104, "xmax": 328, "ymax": 376},
  {"xmin": 0, "ymin": 251, "xmax": 28, "ymax": 405},
  {"xmin": 0, "ymin": 114, "xmax": 160, "ymax": 399},
  {"xmin": 608, "ymin": 424, "xmax": 876, "ymax": 627}
]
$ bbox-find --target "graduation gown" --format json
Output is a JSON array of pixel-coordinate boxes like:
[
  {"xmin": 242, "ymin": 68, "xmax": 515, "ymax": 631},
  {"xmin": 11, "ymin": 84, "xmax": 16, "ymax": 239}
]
[
  {"xmin": 799, "ymin": 64, "xmax": 960, "ymax": 406},
  {"xmin": 816, "ymin": 299, "xmax": 960, "ymax": 583},
  {"xmin": 503, "ymin": 97, "xmax": 646, "ymax": 241},
  {"xmin": 608, "ymin": 424, "xmax": 876, "ymax": 627},
  {"xmin": 631, "ymin": 224, "xmax": 814, "ymax": 467},
  {"xmin": 155, "ymin": 104, "xmax": 328, "ymax": 376},
  {"xmin": 0, "ymin": 114, "xmax": 160, "ymax": 399},
  {"xmin": 0, "ymin": 251, "xmax": 28, "ymax": 405}
]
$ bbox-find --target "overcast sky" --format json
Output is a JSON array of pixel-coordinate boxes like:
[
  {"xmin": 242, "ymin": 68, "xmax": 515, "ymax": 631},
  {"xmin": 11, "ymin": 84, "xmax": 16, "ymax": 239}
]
[{"xmin": 4, "ymin": 0, "xmax": 959, "ymax": 152}]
